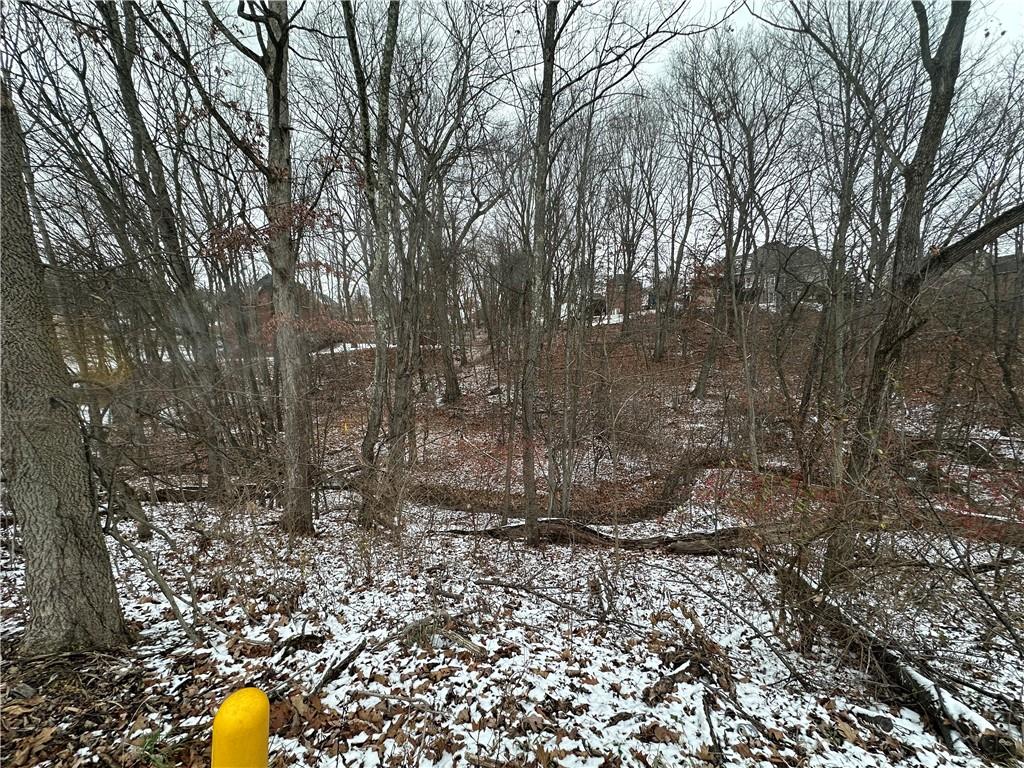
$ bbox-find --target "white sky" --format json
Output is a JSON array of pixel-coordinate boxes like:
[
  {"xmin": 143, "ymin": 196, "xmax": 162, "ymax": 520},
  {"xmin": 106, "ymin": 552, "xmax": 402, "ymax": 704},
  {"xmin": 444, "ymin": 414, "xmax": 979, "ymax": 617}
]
[{"xmin": 701, "ymin": 0, "xmax": 1023, "ymax": 42}]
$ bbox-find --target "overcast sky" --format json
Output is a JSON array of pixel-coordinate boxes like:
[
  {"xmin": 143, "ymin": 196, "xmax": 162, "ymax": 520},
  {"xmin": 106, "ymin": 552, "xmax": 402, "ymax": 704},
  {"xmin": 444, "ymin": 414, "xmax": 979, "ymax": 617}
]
[{"xmin": 699, "ymin": 0, "xmax": 1023, "ymax": 42}]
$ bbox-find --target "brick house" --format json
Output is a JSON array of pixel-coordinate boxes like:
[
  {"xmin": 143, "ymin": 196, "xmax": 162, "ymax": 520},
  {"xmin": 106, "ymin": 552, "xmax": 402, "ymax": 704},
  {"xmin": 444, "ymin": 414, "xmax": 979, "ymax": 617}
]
[
  {"xmin": 605, "ymin": 273, "xmax": 644, "ymax": 315},
  {"xmin": 222, "ymin": 275, "xmax": 352, "ymax": 353}
]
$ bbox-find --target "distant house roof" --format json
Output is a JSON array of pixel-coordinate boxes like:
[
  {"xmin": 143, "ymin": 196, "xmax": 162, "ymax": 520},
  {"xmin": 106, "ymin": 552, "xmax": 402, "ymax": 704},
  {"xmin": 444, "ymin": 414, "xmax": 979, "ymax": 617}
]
[
  {"xmin": 251, "ymin": 274, "xmax": 340, "ymax": 310},
  {"xmin": 946, "ymin": 252, "xmax": 1020, "ymax": 279},
  {"xmin": 993, "ymin": 254, "xmax": 1020, "ymax": 276},
  {"xmin": 742, "ymin": 242, "xmax": 823, "ymax": 279}
]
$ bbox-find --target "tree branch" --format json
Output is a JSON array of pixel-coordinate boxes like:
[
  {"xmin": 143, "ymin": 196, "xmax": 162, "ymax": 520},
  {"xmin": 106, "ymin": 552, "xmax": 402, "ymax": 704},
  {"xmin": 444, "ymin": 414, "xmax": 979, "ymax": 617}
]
[{"xmin": 914, "ymin": 202, "xmax": 1024, "ymax": 284}]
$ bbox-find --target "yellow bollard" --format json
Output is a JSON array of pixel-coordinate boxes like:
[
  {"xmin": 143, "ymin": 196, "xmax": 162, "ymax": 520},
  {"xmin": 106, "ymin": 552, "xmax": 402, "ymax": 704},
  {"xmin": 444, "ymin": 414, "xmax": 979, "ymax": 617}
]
[{"xmin": 211, "ymin": 687, "xmax": 269, "ymax": 768}]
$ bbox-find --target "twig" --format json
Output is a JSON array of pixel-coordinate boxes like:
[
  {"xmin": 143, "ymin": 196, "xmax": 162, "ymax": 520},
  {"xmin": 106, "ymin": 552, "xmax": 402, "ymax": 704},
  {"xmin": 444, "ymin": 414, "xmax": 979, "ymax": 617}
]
[
  {"xmin": 106, "ymin": 525, "xmax": 201, "ymax": 643},
  {"xmin": 313, "ymin": 638, "xmax": 367, "ymax": 695},
  {"xmin": 349, "ymin": 687, "xmax": 441, "ymax": 715},
  {"xmin": 645, "ymin": 561, "xmax": 812, "ymax": 690},
  {"xmin": 476, "ymin": 577, "xmax": 644, "ymax": 632}
]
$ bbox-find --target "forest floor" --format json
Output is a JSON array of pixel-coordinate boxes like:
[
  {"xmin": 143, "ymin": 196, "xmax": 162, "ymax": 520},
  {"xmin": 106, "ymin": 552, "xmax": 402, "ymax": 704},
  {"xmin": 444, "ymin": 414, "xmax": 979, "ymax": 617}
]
[
  {"xmin": 304, "ymin": 312, "xmax": 1024, "ymax": 536},
  {"xmin": 2, "ymin": 494, "xmax": 1022, "ymax": 767},
  {"xmin": 4, "ymin": 313, "xmax": 1023, "ymax": 766}
]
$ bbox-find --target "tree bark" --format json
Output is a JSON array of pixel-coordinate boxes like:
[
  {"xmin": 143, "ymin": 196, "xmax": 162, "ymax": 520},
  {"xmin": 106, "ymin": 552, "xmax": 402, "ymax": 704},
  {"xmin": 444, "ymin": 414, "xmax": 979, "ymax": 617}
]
[
  {"xmin": 431, "ymin": 188, "xmax": 461, "ymax": 404},
  {"xmin": 522, "ymin": 0, "xmax": 558, "ymax": 545},
  {"xmin": 262, "ymin": 2, "xmax": 314, "ymax": 535},
  {"xmin": 826, "ymin": 1, "xmax": 979, "ymax": 588},
  {"xmin": 343, "ymin": 0, "xmax": 401, "ymax": 525},
  {"xmin": 845, "ymin": 2, "xmax": 970, "ymax": 482},
  {"xmin": 1, "ymin": 81, "xmax": 129, "ymax": 654}
]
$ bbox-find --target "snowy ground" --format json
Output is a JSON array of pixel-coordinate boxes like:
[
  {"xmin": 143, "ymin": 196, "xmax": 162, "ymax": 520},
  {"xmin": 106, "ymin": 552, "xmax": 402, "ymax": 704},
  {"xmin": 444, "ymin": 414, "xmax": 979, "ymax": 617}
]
[{"xmin": 1, "ymin": 498, "xmax": 1021, "ymax": 767}]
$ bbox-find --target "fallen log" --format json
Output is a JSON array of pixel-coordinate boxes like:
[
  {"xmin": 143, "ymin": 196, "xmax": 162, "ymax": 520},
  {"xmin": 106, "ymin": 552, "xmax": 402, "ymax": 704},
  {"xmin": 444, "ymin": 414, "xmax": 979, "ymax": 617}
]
[
  {"xmin": 447, "ymin": 516, "xmax": 1018, "ymax": 757},
  {"xmin": 852, "ymin": 556, "xmax": 1024, "ymax": 578},
  {"xmin": 136, "ymin": 485, "xmax": 212, "ymax": 503},
  {"xmin": 440, "ymin": 517, "xmax": 796, "ymax": 555},
  {"xmin": 904, "ymin": 435, "xmax": 1003, "ymax": 468},
  {"xmin": 778, "ymin": 568, "xmax": 1020, "ymax": 760}
]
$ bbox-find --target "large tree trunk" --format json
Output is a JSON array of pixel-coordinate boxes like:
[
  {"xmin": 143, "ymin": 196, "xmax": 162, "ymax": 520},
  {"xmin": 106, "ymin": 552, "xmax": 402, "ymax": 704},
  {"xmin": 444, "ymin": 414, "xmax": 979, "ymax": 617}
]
[
  {"xmin": 391, "ymin": 232, "xmax": 419, "ymax": 466},
  {"xmin": 431, "ymin": 198, "xmax": 461, "ymax": 404},
  {"xmin": 342, "ymin": 0, "xmax": 401, "ymax": 526},
  {"xmin": 522, "ymin": 1, "xmax": 558, "ymax": 545},
  {"xmin": 264, "ymin": 3, "xmax": 314, "ymax": 535},
  {"xmin": 1, "ymin": 81, "xmax": 129, "ymax": 654},
  {"xmin": 845, "ymin": 3, "xmax": 970, "ymax": 484}
]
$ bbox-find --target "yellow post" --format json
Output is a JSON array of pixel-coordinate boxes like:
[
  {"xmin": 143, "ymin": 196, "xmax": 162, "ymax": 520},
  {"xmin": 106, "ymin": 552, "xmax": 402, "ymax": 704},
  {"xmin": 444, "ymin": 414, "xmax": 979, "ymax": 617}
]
[{"xmin": 211, "ymin": 687, "xmax": 269, "ymax": 768}]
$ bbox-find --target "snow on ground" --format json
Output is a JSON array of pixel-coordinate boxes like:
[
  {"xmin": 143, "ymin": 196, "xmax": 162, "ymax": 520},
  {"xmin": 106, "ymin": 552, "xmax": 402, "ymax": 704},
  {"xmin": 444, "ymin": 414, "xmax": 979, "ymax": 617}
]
[
  {"xmin": 1, "ymin": 498, "xmax": 1021, "ymax": 767},
  {"xmin": 314, "ymin": 343, "xmax": 381, "ymax": 356},
  {"xmin": 896, "ymin": 403, "xmax": 1024, "ymax": 463}
]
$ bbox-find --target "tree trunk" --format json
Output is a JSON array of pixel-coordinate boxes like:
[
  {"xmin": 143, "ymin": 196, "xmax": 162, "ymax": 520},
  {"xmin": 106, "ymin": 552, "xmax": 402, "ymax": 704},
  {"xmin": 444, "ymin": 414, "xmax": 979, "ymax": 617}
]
[
  {"xmin": 1, "ymin": 81, "xmax": 129, "ymax": 654},
  {"xmin": 694, "ymin": 264, "xmax": 731, "ymax": 399},
  {"xmin": 391, "ymin": 236, "xmax": 419, "ymax": 465},
  {"xmin": 824, "ymin": 2, "xmax": 970, "ymax": 588},
  {"xmin": 264, "ymin": 3, "xmax": 314, "ymax": 534},
  {"xmin": 522, "ymin": 1, "xmax": 558, "ymax": 545},
  {"xmin": 431, "ymin": 202, "xmax": 461, "ymax": 403},
  {"xmin": 98, "ymin": 2, "xmax": 229, "ymax": 498},
  {"xmin": 343, "ymin": 0, "xmax": 401, "ymax": 526}
]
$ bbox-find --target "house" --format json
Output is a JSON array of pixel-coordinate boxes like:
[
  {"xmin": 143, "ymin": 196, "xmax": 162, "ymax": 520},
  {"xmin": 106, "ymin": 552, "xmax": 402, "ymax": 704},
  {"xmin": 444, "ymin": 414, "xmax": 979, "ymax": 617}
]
[
  {"xmin": 992, "ymin": 254, "xmax": 1022, "ymax": 308},
  {"xmin": 587, "ymin": 294, "xmax": 608, "ymax": 317},
  {"xmin": 690, "ymin": 261, "xmax": 725, "ymax": 309},
  {"xmin": 605, "ymin": 274, "xmax": 644, "ymax": 315},
  {"xmin": 736, "ymin": 242, "xmax": 827, "ymax": 309},
  {"xmin": 645, "ymin": 275, "xmax": 690, "ymax": 313},
  {"xmin": 935, "ymin": 251, "xmax": 1022, "ymax": 312},
  {"xmin": 222, "ymin": 275, "xmax": 350, "ymax": 353}
]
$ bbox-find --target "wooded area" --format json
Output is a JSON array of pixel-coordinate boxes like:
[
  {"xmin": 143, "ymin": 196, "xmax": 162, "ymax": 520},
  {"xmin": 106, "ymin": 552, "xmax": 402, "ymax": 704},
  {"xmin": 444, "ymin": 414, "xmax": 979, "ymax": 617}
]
[{"xmin": 1, "ymin": 1, "xmax": 1022, "ymax": 765}]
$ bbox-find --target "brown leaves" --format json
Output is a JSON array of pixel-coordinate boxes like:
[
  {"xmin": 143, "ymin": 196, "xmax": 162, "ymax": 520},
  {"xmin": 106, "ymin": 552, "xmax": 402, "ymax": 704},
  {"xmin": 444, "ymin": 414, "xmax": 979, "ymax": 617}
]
[
  {"xmin": 270, "ymin": 691, "xmax": 341, "ymax": 740},
  {"xmin": 7, "ymin": 724, "xmax": 57, "ymax": 765},
  {"xmin": 0, "ymin": 649, "xmax": 206, "ymax": 767},
  {"xmin": 430, "ymin": 665, "xmax": 459, "ymax": 682},
  {"xmin": 833, "ymin": 718, "xmax": 861, "ymax": 744},
  {"xmin": 636, "ymin": 721, "xmax": 682, "ymax": 744},
  {"xmin": 521, "ymin": 714, "xmax": 548, "ymax": 733}
]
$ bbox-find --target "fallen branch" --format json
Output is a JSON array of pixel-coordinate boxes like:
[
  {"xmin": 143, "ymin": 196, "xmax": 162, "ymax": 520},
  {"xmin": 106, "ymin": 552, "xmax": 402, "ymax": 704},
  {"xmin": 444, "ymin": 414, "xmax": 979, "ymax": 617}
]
[
  {"xmin": 106, "ymin": 525, "xmax": 201, "ymax": 643},
  {"xmin": 645, "ymin": 561, "xmax": 812, "ymax": 690},
  {"xmin": 273, "ymin": 629, "xmax": 324, "ymax": 662},
  {"xmin": 129, "ymin": 475, "xmax": 360, "ymax": 505},
  {"xmin": 312, "ymin": 612, "xmax": 486, "ymax": 697},
  {"xmin": 778, "ymin": 569, "xmax": 1021, "ymax": 759},
  {"xmin": 438, "ymin": 628, "xmax": 487, "ymax": 657},
  {"xmin": 475, "ymin": 577, "xmax": 628, "ymax": 627},
  {"xmin": 313, "ymin": 638, "xmax": 367, "ymax": 695},
  {"xmin": 349, "ymin": 687, "xmax": 441, "ymax": 715},
  {"xmin": 849, "ymin": 556, "xmax": 1024, "ymax": 578},
  {"xmin": 441, "ymin": 517, "xmax": 796, "ymax": 556},
  {"xmin": 374, "ymin": 610, "xmax": 490, "ymax": 656}
]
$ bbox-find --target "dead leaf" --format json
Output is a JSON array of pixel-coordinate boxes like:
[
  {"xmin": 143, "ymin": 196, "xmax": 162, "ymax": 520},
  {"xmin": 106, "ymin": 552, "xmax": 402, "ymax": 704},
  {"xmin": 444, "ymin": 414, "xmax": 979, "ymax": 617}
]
[{"xmin": 834, "ymin": 719, "xmax": 860, "ymax": 744}]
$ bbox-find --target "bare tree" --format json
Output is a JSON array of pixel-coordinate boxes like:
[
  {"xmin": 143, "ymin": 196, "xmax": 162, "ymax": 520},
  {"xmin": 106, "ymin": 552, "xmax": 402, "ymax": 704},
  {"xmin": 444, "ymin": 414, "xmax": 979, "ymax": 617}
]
[
  {"xmin": 142, "ymin": 0, "xmax": 316, "ymax": 533},
  {"xmin": 1, "ymin": 80, "xmax": 128, "ymax": 654},
  {"xmin": 339, "ymin": 0, "xmax": 402, "ymax": 524},
  {"xmin": 787, "ymin": 0, "xmax": 1024, "ymax": 587}
]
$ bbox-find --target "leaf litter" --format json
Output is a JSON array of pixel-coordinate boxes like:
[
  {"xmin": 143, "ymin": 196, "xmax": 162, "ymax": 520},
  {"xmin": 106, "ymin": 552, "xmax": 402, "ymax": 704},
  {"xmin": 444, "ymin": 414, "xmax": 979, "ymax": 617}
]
[{"xmin": 1, "ymin": 494, "xmax": 1021, "ymax": 766}]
